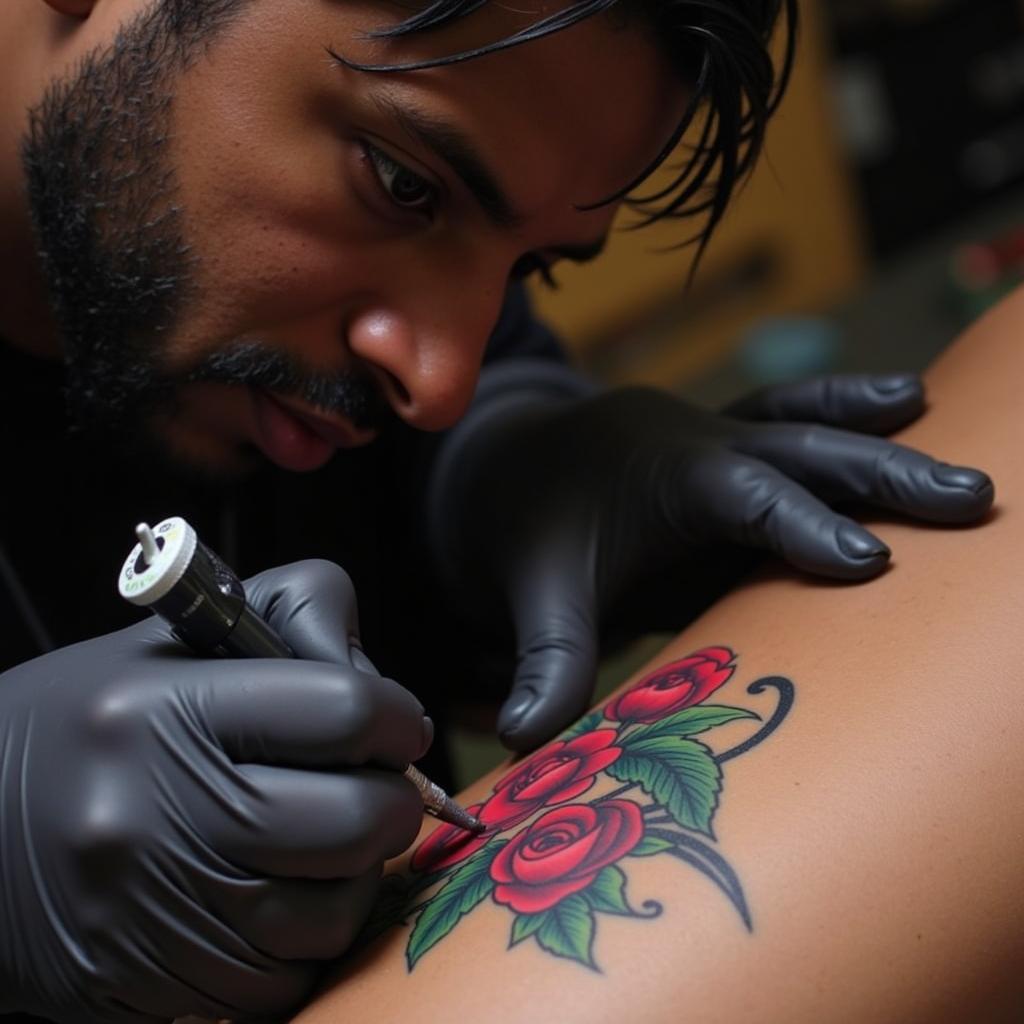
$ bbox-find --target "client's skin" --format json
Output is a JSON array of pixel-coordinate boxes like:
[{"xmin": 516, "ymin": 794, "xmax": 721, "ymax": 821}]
[{"xmin": 290, "ymin": 287, "xmax": 1024, "ymax": 1024}]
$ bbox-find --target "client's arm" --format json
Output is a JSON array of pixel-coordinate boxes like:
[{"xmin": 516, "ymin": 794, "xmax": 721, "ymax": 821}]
[{"xmin": 294, "ymin": 289, "xmax": 1024, "ymax": 1024}]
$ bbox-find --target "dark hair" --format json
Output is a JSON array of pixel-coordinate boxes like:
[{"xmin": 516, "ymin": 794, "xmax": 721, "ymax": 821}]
[{"xmin": 332, "ymin": 0, "xmax": 799, "ymax": 264}]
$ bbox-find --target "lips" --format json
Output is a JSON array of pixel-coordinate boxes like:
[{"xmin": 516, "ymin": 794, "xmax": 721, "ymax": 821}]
[{"xmin": 251, "ymin": 389, "xmax": 377, "ymax": 472}]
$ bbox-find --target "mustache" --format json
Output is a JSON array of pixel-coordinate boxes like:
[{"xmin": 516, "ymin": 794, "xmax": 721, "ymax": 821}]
[{"xmin": 186, "ymin": 340, "xmax": 393, "ymax": 431}]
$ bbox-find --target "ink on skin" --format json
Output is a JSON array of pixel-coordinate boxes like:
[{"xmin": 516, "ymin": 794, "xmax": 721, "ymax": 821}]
[{"xmin": 362, "ymin": 646, "xmax": 795, "ymax": 971}]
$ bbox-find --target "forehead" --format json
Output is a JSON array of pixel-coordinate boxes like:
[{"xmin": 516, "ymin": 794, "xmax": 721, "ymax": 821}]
[
  {"xmin": 347, "ymin": 3, "xmax": 683, "ymax": 215},
  {"xmin": 366, "ymin": 7, "xmax": 678, "ymax": 204},
  {"xmin": 222, "ymin": 0, "xmax": 684, "ymax": 224}
]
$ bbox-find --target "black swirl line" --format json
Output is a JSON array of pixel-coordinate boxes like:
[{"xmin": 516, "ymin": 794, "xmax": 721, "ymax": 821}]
[
  {"xmin": 714, "ymin": 675, "xmax": 795, "ymax": 765},
  {"xmin": 645, "ymin": 826, "xmax": 751, "ymax": 929}
]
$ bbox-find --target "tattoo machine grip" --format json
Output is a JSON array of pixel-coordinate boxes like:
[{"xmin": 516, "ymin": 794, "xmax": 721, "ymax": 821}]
[{"xmin": 117, "ymin": 516, "xmax": 483, "ymax": 833}]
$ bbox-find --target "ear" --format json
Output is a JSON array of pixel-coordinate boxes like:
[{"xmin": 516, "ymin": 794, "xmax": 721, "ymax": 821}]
[{"xmin": 40, "ymin": 0, "xmax": 99, "ymax": 16}]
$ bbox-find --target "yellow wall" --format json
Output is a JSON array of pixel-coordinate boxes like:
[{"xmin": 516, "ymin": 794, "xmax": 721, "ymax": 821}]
[{"xmin": 529, "ymin": 0, "xmax": 866, "ymax": 388}]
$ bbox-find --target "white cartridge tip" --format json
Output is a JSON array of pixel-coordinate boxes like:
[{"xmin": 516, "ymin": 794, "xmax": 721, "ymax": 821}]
[{"xmin": 135, "ymin": 522, "xmax": 160, "ymax": 567}]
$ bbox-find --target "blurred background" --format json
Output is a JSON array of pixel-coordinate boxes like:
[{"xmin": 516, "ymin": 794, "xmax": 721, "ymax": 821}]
[
  {"xmin": 531, "ymin": 0, "xmax": 1024, "ymax": 404},
  {"xmin": 453, "ymin": 0, "xmax": 1024, "ymax": 783}
]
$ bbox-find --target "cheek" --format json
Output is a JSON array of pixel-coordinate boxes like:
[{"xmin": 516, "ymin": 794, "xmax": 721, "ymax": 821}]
[
  {"xmin": 197, "ymin": 225, "xmax": 351, "ymax": 319},
  {"xmin": 168, "ymin": 76, "xmax": 382, "ymax": 339},
  {"xmin": 175, "ymin": 147, "xmax": 355, "ymax": 313},
  {"xmin": 165, "ymin": 216, "xmax": 361, "ymax": 364}
]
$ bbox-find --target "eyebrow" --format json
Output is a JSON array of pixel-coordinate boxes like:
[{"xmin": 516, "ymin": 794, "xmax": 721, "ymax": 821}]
[
  {"xmin": 353, "ymin": 83, "xmax": 609, "ymax": 261},
  {"xmin": 367, "ymin": 89, "xmax": 526, "ymax": 230}
]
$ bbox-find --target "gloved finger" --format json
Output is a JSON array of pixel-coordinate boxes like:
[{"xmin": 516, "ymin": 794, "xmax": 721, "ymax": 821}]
[
  {"xmin": 215, "ymin": 764, "xmax": 422, "ymax": 878},
  {"xmin": 181, "ymin": 958, "xmax": 318, "ymax": 1024},
  {"xmin": 96, "ymin": 885, "xmax": 318, "ymax": 1023},
  {"xmin": 243, "ymin": 559, "xmax": 361, "ymax": 664},
  {"xmin": 679, "ymin": 450, "xmax": 892, "ymax": 580},
  {"xmin": 733, "ymin": 422, "xmax": 995, "ymax": 523},
  {"xmin": 199, "ymin": 659, "xmax": 431, "ymax": 769},
  {"xmin": 723, "ymin": 373, "xmax": 925, "ymax": 435},
  {"xmin": 350, "ymin": 645, "xmax": 380, "ymax": 675},
  {"xmin": 75, "ymin": 1004, "xmax": 167, "ymax": 1024},
  {"xmin": 109, "ymin": 967, "xmax": 316, "ymax": 1024},
  {"xmin": 498, "ymin": 551, "xmax": 600, "ymax": 752},
  {"xmin": 210, "ymin": 869, "xmax": 381, "ymax": 961}
]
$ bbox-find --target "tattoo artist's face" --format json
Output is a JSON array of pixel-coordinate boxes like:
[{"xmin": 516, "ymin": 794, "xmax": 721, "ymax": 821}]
[{"xmin": 22, "ymin": 0, "xmax": 680, "ymax": 474}]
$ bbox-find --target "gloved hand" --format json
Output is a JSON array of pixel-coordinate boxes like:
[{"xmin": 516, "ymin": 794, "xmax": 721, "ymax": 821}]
[
  {"xmin": 0, "ymin": 560, "xmax": 430, "ymax": 1024},
  {"xmin": 430, "ymin": 373, "xmax": 994, "ymax": 752}
]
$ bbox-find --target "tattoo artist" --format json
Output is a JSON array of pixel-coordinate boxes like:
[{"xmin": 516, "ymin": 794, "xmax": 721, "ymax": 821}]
[{"xmin": 0, "ymin": 2, "xmax": 993, "ymax": 1022}]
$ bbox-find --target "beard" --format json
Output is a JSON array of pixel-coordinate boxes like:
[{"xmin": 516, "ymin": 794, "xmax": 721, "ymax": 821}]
[{"xmin": 20, "ymin": 0, "xmax": 388, "ymax": 471}]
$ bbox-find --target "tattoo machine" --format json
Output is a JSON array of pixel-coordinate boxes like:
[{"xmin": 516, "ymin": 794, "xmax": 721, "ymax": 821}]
[{"xmin": 117, "ymin": 515, "xmax": 483, "ymax": 833}]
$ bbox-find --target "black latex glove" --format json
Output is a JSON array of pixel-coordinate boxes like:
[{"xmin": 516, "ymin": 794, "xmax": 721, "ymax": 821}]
[
  {"xmin": 0, "ymin": 560, "xmax": 430, "ymax": 1024},
  {"xmin": 430, "ymin": 373, "xmax": 994, "ymax": 752}
]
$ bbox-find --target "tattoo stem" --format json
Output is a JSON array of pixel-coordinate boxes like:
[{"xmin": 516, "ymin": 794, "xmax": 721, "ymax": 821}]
[
  {"xmin": 645, "ymin": 826, "xmax": 752, "ymax": 931},
  {"xmin": 597, "ymin": 782, "xmax": 637, "ymax": 802},
  {"xmin": 714, "ymin": 676, "xmax": 795, "ymax": 764}
]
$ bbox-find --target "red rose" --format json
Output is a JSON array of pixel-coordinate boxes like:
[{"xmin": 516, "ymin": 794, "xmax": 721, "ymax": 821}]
[
  {"xmin": 478, "ymin": 730, "xmax": 623, "ymax": 830},
  {"xmin": 605, "ymin": 646, "xmax": 736, "ymax": 724},
  {"xmin": 410, "ymin": 804, "xmax": 491, "ymax": 873},
  {"xmin": 490, "ymin": 801, "xmax": 644, "ymax": 914}
]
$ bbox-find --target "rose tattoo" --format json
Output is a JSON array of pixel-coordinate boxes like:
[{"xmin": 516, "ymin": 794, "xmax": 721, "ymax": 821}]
[
  {"xmin": 491, "ymin": 801, "xmax": 644, "ymax": 914},
  {"xmin": 364, "ymin": 646, "xmax": 795, "ymax": 972},
  {"xmin": 605, "ymin": 646, "xmax": 735, "ymax": 723},
  {"xmin": 478, "ymin": 730, "xmax": 623, "ymax": 830}
]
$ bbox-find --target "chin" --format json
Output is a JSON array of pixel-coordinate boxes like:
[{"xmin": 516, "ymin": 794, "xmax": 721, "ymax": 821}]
[
  {"xmin": 153, "ymin": 417, "xmax": 260, "ymax": 482},
  {"xmin": 169, "ymin": 442, "xmax": 259, "ymax": 481}
]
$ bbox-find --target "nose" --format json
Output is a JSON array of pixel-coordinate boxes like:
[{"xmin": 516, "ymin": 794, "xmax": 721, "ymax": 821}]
[{"xmin": 346, "ymin": 295, "xmax": 502, "ymax": 432}]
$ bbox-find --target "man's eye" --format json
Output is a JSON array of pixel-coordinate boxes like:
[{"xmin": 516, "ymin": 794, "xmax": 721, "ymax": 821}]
[{"xmin": 364, "ymin": 143, "xmax": 436, "ymax": 212}]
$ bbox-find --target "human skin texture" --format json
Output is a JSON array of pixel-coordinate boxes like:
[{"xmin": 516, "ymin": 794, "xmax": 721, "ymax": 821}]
[
  {"xmin": 0, "ymin": 0, "xmax": 680, "ymax": 470},
  {"xmin": 290, "ymin": 289, "xmax": 1024, "ymax": 1023},
  {"xmin": 361, "ymin": 644, "xmax": 789, "ymax": 970}
]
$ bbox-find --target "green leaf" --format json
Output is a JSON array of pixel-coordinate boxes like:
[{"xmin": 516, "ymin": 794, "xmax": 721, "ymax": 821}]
[
  {"xmin": 406, "ymin": 841, "xmax": 505, "ymax": 969},
  {"xmin": 606, "ymin": 738, "xmax": 722, "ymax": 837},
  {"xmin": 626, "ymin": 704, "xmax": 759, "ymax": 744},
  {"xmin": 629, "ymin": 834, "xmax": 676, "ymax": 857},
  {"xmin": 582, "ymin": 865, "xmax": 632, "ymax": 916},
  {"xmin": 535, "ymin": 894, "xmax": 598, "ymax": 970},
  {"xmin": 560, "ymin": 708, "xmax": 606, "ymax": 740},
  {"xmin": 510, "ymin": 912, "xmax": 546, "ymax": 947}
]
